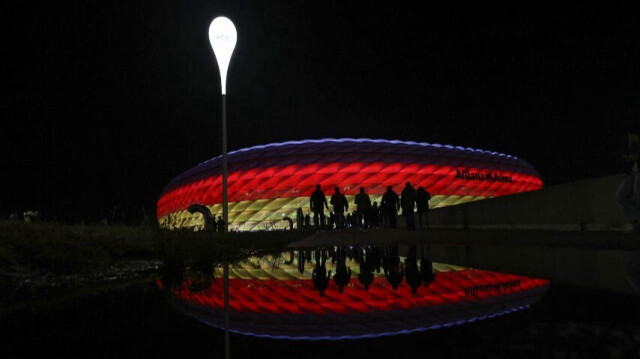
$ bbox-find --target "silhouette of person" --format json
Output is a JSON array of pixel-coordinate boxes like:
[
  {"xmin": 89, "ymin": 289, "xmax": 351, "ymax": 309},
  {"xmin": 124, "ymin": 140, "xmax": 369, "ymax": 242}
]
[
  {"xmin": 369, "ymin": 245, "xmax": 383, "ymax": 273},
  {"xmin": 330, "ymin": 186, "xmax": 349, "ymax": 231},
  {"xmin": 297, "ymin": 250, "xmax": 306, "ymax": 274},
  {"xmin": 383, "ymin": 246, "xmax": 403, "ymax": 290},
  {"xmin": 333, "ymin": 246, "xmax": 351, "ymax": 292},
  {"xmin": 296, "ymin": 207, "xmax": 304, "ymax": 229},
  {"xmin": 416, "ymin": 186, "xmax": 431, "ymax": 229},
  {"xmin": 420, "ymin": 245, "xmax": 435, "ymax": 287},
  {"xmin": 211, "ymin": 215, "xmax": 218, "ymax": 232},
  {"xmin": 310, "ymin": 184, "xmax": 329, "ymax": 231},
  {"xmin": 401, "ymin": 182, "xmax": 417, "ymax": 230},
  {"xmin": 304, "ymin": 213, "xmax": 311, "ymax": 228},
  {"xmin": 216, "ymin": 216, "xmax": 225, "ymax": 233},
  {"xmin": 381, "ymin": 185, "xmax": 400, "ymax": 229},
  {"xmin": 617, "ymin": 127, "xmax": 640, "ymax": 233},
  {"xmin": 355, "ymin": 187, "xmax": 372, "ymax": 230},
  {"xmin": 357, "ymin": 249, "xmax": 375, "ymax": 291},
  {"xmin": 312, "ymin": 249, "xmax": 331, "ymax": 296},
  {"xmin": 371, "ymin": 201, "xmax": 379, "ymax": 228},
  {"xmin": 405, "ymin": 245, "xmax": 421, "ymax": 294}
]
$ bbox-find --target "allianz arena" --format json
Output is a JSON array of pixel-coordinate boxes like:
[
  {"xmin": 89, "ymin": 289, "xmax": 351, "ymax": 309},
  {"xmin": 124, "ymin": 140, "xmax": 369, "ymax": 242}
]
[{"xmin": 157, "ymin": 139, "xmax": 542, "ymax": 231}]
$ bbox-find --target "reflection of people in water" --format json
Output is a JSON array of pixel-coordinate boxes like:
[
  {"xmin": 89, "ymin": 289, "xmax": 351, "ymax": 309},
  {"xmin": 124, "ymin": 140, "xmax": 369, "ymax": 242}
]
[
  {"xmin": 312, "ymin": 249, "xmax": 331, "ymax": 296},
  {"xmin": 357, "ymin": 247, "xmax": 375, "ymax": 290},
  {"xmin": 284, "ymin": 250, "xmax": 295, "ymax": 265},
  {"xmin": 297, "ymin": 250, "xmax": 307, "ymax": 274},
  {"xmin": 369, "ymin": 246, "xmax": 383, "ymax": 273},
  {"xmin": 420, "ymin": 245, "xmax": 435, "ymax": 287},
  {"xmin": 405, "ymin": 245, "xmax": 421, "ymax": 294},
  {"xmin": 333, "ymin": 246, "xmax": 351, "ymax": 292},
  {"xmin": 383, "ymin": 246, "xmax": 404, "ymax": 290}
]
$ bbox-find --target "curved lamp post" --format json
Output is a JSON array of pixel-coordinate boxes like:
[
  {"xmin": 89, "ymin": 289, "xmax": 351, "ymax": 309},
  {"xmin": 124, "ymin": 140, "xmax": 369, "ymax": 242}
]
[{"xmin": 209, "ymin": 16, "xmax": 237, "ymax": 234}]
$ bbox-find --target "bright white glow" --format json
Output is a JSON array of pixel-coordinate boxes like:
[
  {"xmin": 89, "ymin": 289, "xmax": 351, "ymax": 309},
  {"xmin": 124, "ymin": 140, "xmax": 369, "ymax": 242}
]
[{"xmin": 208, "ymin": 17, "xmax": 237, "ymax": 94}]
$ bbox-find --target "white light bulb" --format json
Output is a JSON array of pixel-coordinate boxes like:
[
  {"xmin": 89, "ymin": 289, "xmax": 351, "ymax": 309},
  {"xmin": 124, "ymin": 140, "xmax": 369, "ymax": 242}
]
[{"xmin": 209, "ymin": 17, "xmax": 237, "ymax": 94}]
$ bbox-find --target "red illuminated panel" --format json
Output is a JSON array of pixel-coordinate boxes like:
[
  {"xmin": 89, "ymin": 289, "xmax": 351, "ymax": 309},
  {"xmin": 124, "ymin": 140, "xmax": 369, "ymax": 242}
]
[{"xmin": 157, "ymin": 163, "xmax": 541, "ymax": 218}]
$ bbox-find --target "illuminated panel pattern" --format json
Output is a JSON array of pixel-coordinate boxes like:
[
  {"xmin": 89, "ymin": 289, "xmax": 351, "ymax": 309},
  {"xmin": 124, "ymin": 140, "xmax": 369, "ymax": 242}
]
[
  {"xmin": 157, "ymin": 139, "xmax": 543, "ymax": 231},
  {"xmin": 163, "ymin": 256, "xmax": 549, "ymax": 340}
]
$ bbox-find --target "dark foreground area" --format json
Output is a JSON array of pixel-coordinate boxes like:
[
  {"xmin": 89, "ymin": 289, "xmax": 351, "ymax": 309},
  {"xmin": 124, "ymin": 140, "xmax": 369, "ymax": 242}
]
[
  {"xmin": 2, "ymin": 283, "xmax": 639, "ymax": 359},
  {"xmin": 2, "ymin": 221, "xmax": 639, "ymax": 358}
]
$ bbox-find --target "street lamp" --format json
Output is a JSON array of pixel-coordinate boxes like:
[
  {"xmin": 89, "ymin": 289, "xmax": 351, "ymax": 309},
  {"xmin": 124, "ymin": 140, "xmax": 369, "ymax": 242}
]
[
  {"xmin": 208, "ymin": 16, "xmax": 237, "ymax": 233},
  {"xmin": 209, "ymin": 16, "xmax": 237, "ymax": 359}
]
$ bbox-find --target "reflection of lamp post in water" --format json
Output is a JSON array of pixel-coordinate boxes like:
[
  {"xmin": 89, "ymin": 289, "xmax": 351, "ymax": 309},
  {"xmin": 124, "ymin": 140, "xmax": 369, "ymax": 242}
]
[
  {"xmin": 208, "ymin": 16, "xmax": 237, "ymax": 233},
  {"xmin": 208, "ymin": 16, "xmax": 237, "ymax": 359}
]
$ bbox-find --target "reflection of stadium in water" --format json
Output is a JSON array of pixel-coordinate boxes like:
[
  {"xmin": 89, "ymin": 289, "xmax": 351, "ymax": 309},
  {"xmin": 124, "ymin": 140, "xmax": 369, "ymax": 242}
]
[{"xmin": 159, "ymin": 245, "xmax": 549, "ymax": 340}]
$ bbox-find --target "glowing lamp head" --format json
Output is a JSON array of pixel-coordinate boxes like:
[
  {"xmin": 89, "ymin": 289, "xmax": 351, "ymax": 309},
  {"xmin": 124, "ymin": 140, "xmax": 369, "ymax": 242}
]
[{"xmin": 208, "ymin": 16, "xmax": 237, "ymax": 95}]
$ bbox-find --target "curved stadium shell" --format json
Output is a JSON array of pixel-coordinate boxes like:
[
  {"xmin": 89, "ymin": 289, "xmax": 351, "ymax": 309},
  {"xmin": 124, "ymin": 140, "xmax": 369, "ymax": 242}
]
[{"xmin": 157, "ymin": 139, "xmax": 543, "ymax": 231}]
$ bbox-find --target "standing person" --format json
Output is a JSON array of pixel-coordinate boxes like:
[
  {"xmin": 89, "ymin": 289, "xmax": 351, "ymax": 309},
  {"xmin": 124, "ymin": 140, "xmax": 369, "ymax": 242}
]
[
  {"xmin": 416, "ymin": 186, "xmax": 432, "ymax": 229},
  {"xmin": 310, "ymin": 184, "xmax": 329, "ymax": 231},
  {"xmin": 617, "ymin": 127, "xmax": 640, "ymax": 233},
  {"xmin": 216, "ymin": 216, "xmax": 225, "ymax": 233},
  {"xmin": 401, "ymin": 182, "xmax": 417, "ymax": 230},
  {"xmin": 296, "ymin": 207, "xmax": 304, "ymax": 230},
  {"xmin": 330, "ymin": 186, "xmax": 349, "ymax": 231},
  {"xmin": 211, "ymin": 216, "xmax": 218, "ymax": 232},
  {"xmin": 355, "ymin": 187, "xmax": 372, "ymax": 230},
  {"xmin": 381, "ymin": 185, "xmax": 400, "ymax": 230},
  {"xmin": 371, "ymin": 201, "xmax": 379, "ymax": 228}
]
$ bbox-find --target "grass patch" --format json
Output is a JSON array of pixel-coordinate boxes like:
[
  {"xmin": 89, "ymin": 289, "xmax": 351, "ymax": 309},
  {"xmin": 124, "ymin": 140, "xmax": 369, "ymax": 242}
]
[{"xmin": 0, "ymin": 220, "xmax": 312, "ymax": 315}]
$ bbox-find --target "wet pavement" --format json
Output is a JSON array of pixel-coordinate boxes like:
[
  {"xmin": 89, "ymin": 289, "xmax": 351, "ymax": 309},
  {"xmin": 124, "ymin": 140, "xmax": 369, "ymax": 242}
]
[{"xmin": 1, "ymin": 282, "xmax": 638, "ymax": 358}]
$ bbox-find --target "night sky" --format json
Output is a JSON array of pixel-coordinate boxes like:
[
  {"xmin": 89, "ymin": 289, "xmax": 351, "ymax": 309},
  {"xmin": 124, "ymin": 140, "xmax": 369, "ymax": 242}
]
[{"xmin": 2, "ymin": 2, "xmax": 640, "ymax": 222}]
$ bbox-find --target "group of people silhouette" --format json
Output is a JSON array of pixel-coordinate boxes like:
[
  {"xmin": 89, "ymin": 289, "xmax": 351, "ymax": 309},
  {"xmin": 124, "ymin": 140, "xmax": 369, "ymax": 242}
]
[
  {"xmin": 307, "ymin": 183, "xmax": 431, "ymax": 231},
  {"xmin": 163, "ymin": 245, "xmax": 436, "ymax": 298},
  {"xmin": 299, "ymin": 245, "xmax": 435, "ymax": 296}
]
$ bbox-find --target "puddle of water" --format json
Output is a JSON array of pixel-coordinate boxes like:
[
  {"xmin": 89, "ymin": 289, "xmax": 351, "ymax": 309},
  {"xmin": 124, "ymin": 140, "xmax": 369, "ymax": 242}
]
[{"xmin": 159, "ymin": 244, "xmax": 549, "ymax": 340}]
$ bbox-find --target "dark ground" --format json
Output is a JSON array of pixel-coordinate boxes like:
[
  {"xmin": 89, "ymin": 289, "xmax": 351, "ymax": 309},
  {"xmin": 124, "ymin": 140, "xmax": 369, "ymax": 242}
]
[
  {"xmin": 2, "ymin": 222, "xmax": 639, "ymax": 358},
  {"xmin": 2, "ymin": 283, "xmax": 638, "ymax": 359}
]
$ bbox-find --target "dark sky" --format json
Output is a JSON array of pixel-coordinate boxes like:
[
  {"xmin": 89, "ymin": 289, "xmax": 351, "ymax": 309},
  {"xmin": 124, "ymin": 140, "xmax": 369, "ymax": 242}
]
[{"xmin": 2, "ymin": 1, "xmax": 640, "ymax": 222}]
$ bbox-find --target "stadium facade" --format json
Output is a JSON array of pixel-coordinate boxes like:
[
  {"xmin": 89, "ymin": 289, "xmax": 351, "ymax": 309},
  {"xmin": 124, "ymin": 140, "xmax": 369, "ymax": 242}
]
[{"xmin": 157, "ymin": 138, "xmax": 542, "ymax": 231}]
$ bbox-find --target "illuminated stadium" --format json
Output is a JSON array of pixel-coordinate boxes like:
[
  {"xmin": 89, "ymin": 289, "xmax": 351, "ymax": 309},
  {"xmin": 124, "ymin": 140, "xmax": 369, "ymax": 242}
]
[{"xmin": 157, "ymin": 138, "xmax": 543, "ymax": 231}]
